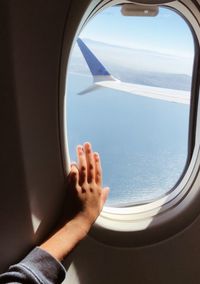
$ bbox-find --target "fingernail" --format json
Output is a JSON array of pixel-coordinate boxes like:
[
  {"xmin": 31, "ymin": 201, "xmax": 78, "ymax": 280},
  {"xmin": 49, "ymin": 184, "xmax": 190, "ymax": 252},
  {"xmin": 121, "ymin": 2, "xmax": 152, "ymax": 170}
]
[
  {"xmin": 94, "ymin": 152, "xmax": 99, "ymax": 161},
  {"xmin": 77, "ymin": 145, "xmax": 83, "ymax": 151},
  {"xmin": 85, "ymin": 142, "xmax": 91, "ymax": 149}
]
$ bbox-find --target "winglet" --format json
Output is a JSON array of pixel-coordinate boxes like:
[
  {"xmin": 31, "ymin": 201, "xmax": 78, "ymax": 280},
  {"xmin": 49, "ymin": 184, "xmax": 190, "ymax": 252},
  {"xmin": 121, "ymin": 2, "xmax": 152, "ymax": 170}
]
[
  {"xmin": 78, "ymin": 84, "xmax": 102, "ymax": 95},
  {"xmin": 77, "ymin": 38, "xmax": 116, "ymax": 82}
]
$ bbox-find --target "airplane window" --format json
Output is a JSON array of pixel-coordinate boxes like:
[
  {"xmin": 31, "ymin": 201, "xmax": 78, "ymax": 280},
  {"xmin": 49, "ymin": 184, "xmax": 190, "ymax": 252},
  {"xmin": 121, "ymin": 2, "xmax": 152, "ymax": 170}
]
[{"xmin": 66, "ymin": 5, "xmax": 194, "ymax": 206}]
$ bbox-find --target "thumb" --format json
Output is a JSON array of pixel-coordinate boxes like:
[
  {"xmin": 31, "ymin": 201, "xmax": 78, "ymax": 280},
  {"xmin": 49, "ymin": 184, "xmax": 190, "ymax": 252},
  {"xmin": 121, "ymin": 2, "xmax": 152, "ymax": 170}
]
[{"xmin": 101, "ymin": 187, "xmax": 110, "ymax": 208}]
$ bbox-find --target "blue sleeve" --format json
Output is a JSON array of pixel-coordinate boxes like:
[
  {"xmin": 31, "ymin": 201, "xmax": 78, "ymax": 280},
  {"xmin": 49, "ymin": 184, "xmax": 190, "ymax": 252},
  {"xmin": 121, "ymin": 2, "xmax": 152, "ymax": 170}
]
[{"xmin": 0, "ymin": 247, "xmax": 66, "ymax": 283}]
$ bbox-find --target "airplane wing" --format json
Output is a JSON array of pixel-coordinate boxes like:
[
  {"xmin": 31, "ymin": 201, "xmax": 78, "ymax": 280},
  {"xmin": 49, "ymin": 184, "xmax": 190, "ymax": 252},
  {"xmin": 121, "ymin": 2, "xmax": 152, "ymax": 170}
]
[
  {"xmin": 77, "ymin": 38, "xmax": 190, "ymax": 105},
  {"xmin": 96, "ymin": 80, "xmax": 190, "ymax": 104}
]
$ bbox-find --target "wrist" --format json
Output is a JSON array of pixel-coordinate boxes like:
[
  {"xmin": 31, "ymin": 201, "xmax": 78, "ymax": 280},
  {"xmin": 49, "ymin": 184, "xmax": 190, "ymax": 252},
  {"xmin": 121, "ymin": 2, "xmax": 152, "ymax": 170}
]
[{"xmin": 65, "ymin": 214, "xmax": 92, "ymax": 240}]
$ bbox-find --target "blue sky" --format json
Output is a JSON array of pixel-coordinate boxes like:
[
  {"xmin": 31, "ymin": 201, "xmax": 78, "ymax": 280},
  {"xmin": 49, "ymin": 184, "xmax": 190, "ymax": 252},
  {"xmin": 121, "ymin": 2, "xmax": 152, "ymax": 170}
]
[{"xmin": 80, "ymin": 5, "xmax": 194, "ymax": 58}]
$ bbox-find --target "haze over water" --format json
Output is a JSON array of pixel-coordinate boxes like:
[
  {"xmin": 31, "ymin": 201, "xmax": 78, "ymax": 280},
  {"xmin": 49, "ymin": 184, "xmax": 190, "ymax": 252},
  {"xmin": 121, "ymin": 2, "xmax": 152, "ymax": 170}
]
[{"xmin": 67, "ymin": 72, "xmax": 190, "ymax": 206}]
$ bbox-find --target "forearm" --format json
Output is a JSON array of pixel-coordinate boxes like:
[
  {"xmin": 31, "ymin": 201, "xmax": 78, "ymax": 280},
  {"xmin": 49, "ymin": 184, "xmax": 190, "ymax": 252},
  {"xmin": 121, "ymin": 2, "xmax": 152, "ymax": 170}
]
[{"xmin": 40, "ymin": 216, "xmax": 91, "ymax": 262}]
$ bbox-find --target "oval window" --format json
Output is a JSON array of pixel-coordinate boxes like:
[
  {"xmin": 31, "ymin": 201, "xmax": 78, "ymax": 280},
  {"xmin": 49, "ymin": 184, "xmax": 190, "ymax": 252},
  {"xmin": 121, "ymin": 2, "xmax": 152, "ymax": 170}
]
[{"xmin": 66, "ymin": 4, "xmax": 195, "ymax": 206}]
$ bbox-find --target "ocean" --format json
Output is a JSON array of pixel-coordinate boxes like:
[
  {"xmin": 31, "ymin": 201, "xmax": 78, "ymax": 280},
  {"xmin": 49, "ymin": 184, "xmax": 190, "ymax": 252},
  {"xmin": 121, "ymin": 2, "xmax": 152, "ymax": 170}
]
[{"xmin": 66, "ymin": 72, "xmax": 190, "ymax": 206}]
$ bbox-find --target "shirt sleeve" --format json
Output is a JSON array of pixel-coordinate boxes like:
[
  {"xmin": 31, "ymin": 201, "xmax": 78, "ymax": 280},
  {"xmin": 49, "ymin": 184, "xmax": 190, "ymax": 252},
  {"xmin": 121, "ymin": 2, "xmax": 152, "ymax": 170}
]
[{"xmin": 0, "ymin": 247, "xmax": 66, "ymax": 283}]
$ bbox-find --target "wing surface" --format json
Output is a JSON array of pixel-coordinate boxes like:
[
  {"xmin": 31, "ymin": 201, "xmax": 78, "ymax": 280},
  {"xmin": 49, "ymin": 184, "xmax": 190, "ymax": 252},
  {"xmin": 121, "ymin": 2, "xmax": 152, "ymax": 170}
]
[{"xmin": 77, "ymin": 38, "xmax": 190, "ymax": 105}]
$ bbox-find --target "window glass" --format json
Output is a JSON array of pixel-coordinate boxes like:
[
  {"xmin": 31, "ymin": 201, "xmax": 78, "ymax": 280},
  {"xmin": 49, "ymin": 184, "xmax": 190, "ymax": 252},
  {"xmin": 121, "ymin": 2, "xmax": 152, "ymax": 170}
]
[{"xmin": 66, "ymin": 5, "xmax": 194, "ymax": 206}]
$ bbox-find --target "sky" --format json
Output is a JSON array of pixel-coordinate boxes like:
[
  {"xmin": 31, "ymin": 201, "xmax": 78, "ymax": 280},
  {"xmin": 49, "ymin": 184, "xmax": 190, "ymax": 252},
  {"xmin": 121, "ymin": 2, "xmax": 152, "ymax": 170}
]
[
  {"xmin": 73, "ymin": 5, "xmax": 195, "ymax": 76},
  {"xmin": 80, "ymin": 5, "xmax": 194, "ymax": 58}
]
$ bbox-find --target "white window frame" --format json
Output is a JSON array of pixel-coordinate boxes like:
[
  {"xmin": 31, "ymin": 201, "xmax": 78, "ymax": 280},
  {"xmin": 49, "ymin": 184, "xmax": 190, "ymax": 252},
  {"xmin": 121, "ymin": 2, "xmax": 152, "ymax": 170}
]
[{"xmin": 60, "ymin": 0, "xmax": 200, "ymax": 246}]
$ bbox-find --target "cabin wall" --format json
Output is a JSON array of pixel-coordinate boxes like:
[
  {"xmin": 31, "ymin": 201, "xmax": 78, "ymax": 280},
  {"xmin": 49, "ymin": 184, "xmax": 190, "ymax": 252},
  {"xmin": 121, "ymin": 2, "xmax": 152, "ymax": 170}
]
[
  {"xmin": 1, "ymin": 1, "xmax": 200, "ymax": 283},
  {"xmin": 0, "ymin": 0, "xmax": 71, "ymax": 270},
  {"xmin": 64, "ymin": 217, "xmax": 200, "ymax": 284}
]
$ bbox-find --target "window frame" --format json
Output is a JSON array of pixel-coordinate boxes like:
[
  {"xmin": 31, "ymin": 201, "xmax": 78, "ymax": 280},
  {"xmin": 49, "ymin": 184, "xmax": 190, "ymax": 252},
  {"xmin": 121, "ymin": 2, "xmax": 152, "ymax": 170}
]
[{"xmin": 60, "ymin": 0, "xmax": 200, "ymax": 246}]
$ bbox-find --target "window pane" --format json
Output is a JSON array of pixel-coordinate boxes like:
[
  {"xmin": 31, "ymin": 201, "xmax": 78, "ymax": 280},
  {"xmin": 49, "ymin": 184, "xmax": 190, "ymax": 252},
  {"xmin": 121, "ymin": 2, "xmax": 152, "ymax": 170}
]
[{"xmin": 66, "ymin": 5, "xmax": 194, "ymax": 206}]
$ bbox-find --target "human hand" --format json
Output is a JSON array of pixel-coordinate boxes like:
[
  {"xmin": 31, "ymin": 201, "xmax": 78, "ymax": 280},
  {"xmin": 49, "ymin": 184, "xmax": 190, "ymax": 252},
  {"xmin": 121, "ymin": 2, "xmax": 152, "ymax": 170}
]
[
  {"xmin": 70, "ymin": 142, "xmax": 109, "ymax": 231},
  {"xmin": 40, "ymin": 143, "xmax": 109, "ymax": 261}
]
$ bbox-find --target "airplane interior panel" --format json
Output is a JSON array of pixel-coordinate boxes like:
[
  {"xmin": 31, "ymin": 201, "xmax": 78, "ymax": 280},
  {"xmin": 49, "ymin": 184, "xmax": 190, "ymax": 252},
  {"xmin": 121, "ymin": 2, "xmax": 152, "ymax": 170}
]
[{"xmin": 0, "ymin": 0, "xmax": 200, "ymax": 283}]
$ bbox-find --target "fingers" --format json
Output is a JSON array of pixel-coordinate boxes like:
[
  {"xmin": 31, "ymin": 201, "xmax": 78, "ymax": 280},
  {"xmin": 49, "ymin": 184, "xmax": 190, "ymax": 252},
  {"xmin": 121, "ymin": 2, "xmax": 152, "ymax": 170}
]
[
  {"xmin": 70, "ymin": 164, "xmax": 80, "ymax": 190},
  {"xmin": 76, "ymin": 145, "xmax": 87, "ymax": 186},
  {"xmin": 75, "ymin": 143, "xmax": 106, "ymax": 202},
  {"xmin": 94, "ymin": 152, "xmax": 102, "ymax": 186},
  {"xmin": 84, "ymin": 142, "xmax": 95, "ymax": 184},
  {"xmin": 69, "ymin": 143, "xmax": 110, "ymax": 223}
]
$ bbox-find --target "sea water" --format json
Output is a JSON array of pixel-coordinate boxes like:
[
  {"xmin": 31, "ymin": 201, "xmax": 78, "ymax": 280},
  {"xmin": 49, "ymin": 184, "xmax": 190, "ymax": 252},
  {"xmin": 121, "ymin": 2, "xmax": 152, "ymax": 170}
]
[{"xmin": 66, "ymin": 72, "xmax": 190, "ymax": 206}]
